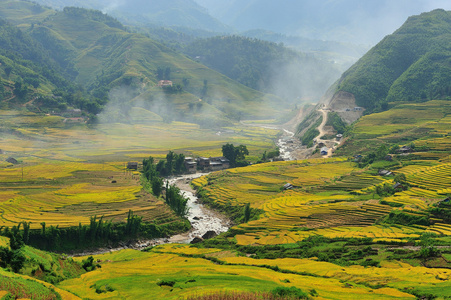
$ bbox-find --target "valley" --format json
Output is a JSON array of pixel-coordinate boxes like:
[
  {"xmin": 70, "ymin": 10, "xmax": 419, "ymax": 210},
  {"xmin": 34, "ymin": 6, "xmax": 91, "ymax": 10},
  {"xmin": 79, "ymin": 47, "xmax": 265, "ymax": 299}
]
[{"xmin": 0, "ymin": 1, "xmax": 450, "ymax": 300}]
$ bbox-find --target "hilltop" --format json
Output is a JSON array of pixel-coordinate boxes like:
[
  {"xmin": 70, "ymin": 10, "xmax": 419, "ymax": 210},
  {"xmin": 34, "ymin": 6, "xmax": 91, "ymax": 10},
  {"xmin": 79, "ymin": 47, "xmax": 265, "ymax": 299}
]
[
  {"xmin": 325, "ymin": 9, "xmax": 451, "ymax": 117},
  {"xmin": 32, "ymin": 0, "xmax": 230, "ymax": 32}
]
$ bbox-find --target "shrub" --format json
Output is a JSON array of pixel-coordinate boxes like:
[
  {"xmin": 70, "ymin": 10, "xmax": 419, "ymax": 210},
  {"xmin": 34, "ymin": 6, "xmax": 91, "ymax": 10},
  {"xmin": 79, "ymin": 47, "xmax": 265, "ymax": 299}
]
[{"xmin": 271, "ymin": 286, "xmax": 309, "ymax": 299}]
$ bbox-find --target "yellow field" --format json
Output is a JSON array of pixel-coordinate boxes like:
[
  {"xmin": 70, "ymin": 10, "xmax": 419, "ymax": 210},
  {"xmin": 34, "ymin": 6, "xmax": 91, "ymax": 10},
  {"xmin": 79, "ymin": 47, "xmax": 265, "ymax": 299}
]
[
  {"xmin": 55, "ymin": 242, "xmax": 451, "ymax": 299},
  {"xmin": 194, "ymin": 157, "xmax": 448, "ymax": 245},
  {"xmin": 0, "ymin": 110, "xmax": 280, "ymax": 229},
  {"xmin": 58, "ymin": 245, "xmax": 427, "ymax": 299}
]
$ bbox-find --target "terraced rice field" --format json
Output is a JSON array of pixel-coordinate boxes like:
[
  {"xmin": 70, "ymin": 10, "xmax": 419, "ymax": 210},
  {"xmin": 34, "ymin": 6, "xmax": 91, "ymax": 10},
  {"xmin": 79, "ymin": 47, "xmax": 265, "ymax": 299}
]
[
  {"xmin": 0, "ymin": 110, "xmax": 279, "ymax": 229},
  {"xmin": 55, "ymin": 243, "xmax": 451, "ymax": 299},
  {"xmin": 195, "ymin": 156, "xmax": 448, "ymax": 246}
]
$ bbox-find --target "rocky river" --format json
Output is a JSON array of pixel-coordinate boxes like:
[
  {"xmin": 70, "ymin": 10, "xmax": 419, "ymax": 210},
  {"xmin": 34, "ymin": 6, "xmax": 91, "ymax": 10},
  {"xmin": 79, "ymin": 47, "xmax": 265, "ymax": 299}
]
[{"xmin": 72, "ymin": 129, "xmax": 296, "ymax": 256}]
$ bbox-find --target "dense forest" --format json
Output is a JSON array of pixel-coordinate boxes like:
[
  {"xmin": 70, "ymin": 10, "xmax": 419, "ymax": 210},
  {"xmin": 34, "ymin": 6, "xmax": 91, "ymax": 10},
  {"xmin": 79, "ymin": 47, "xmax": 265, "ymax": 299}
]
[{"xmin": 334, "ymin": 9, "xmax": 451, "ymax": 112}]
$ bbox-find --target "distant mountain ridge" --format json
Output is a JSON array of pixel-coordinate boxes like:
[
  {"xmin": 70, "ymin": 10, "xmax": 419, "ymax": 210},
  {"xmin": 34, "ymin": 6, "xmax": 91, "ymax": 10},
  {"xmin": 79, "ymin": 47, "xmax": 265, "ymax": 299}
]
[
  {"xmin": 31, "ymin": 0, "xmax": 231, "ymax": 32},
  {"xmin": 196, "ymin": 0, "xmax": 451, "ymax": 45},
  {"xmin": 325, "ymin": 9, "xmax": 451, "ymax": 115}
]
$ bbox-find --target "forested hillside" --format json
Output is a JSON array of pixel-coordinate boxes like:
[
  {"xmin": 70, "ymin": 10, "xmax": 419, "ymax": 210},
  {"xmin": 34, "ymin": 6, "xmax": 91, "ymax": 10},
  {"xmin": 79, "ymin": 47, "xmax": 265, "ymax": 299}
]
[
  {"xmin": 0, "ymin": 1, "xmax": 285, "ymax": 125},
  {"xmin": 0, "ymin": 18, "xmax": 86, "ymax": 111},
  {"xmin": 184, "ymin": 35, "xmax": 341, "ymax": 101},
  {"xmin": 332, "ymin": 9, "xmax": 451, "ymax": 112}
]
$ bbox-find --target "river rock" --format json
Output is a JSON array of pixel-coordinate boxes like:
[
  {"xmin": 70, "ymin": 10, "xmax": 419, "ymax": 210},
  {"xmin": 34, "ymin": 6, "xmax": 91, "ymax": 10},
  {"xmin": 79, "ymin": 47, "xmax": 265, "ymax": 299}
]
[
  {"xmin": 190, "ymin": 236, "xmax": 204, "ymax": 244},
  {"xmin": 201, "ymin": 230, "xmax": 217, "ymax": 240},
  {"xmin": 193, "ymin": 216, "xmax": 200, "ymax": 220}
]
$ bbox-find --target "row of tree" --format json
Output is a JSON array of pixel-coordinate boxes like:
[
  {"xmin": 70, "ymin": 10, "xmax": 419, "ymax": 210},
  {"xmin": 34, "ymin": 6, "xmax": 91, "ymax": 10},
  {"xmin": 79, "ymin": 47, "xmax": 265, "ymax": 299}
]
[
  {"xmin": 142, "ymin": 153, "xmax": 189, "ymax": 217},
  {"xmin": 0, "ymin": 212, "xmax": 189, "ymax": 252}
]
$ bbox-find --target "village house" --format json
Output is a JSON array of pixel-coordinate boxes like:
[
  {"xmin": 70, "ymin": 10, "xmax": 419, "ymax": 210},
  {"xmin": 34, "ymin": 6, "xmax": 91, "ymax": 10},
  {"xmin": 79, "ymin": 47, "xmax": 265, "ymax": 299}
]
[
  {"xmin": 6, "ymin": 157, "xmax": 18, "ymax": 164},
  {"xmin": 354, "ymin": 154, "xmax": 363, "ymax": 162},
  {"xmin": 378, "ymin": 169, "xmax": 393, "ymax": 176},
  {"xmin": 158, "ymin": 80, "xmax": 173, "ymax": 87},
  {"xmin": 195, "ymin": 156, "xmax": 230, "ymax": 172},
  {"xmin": 127, "ymin": 162, "xmax": 138, "ymax": 170},
  {"xmin": 197, "ymin": 157, "xmax": 210, "ymax": 169},
  {"xmin": 393, "ymin": 182, "xmax": 404, "ymax": 191},
  {"xmin": 184, "ymin": 157, "xmax": 197, "ymax": 174},
  {"xmin": 397, "ymin": 146, "xmax": 412, "ymax": 154},
  {"xmin": 320, "ymin": 147, "xmax": 329, "ymax": 155},
  {"xmin": 210, "ymin": 157, "xmax": 230, "ymax": 169},
  {"xmin": 283, "ymin": 183, "xmax": 293, "ymax": 190}
]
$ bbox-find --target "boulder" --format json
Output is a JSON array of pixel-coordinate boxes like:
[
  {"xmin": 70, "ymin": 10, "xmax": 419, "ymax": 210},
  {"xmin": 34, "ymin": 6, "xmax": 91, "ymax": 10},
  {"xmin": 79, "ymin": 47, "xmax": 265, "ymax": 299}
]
[
  {"xmin": 190, "ymin": 236, "xmax": 203, "ymax": 244},
  {"xmin": 201, "ymin": 230, "xmax": 217, "ymax": 240}
]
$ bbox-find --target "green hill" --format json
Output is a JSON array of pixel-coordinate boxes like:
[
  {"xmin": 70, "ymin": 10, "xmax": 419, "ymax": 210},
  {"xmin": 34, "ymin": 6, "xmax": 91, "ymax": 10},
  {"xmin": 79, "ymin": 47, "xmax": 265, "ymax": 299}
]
[
  {"xmin": 329, "ymin": 9, "xmax": 451, "ymax": 113},
  {"xmin": 0, "ymin": 2, "xmax": 284, "ymax": 124},
  {"xmin": 0, "ymin": 18, "xmax": 75, "ymax": 110}
]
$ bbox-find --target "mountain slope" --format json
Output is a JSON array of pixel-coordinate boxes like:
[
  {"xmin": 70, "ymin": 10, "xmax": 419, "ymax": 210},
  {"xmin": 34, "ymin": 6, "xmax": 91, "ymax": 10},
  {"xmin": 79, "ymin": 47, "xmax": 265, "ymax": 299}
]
[
  {"xmin": 0, "ymin": 2, "xmax": 284, "ymax": 124},
  {"xmin": 0, "ymin": 18, "xmax": 75, "ymax": 110},
  {"xmin": 327, "ymin": 9, "xmax": 451, "ymax": 113}
]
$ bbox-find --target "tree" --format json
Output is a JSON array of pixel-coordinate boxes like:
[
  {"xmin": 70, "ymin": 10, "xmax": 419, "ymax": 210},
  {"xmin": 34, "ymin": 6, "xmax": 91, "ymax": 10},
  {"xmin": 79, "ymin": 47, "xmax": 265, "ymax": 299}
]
[
  {"xmin": 156, "ymin": 67, "xmax": 164, "ymax": 80},
  {"xmin": 174, "ymin": 153, "xmax": 186, "ymax": 174},
  {"xmin": 244, "ymin": 203, "xmax": 251, "ymax": 222},
  {"xmin": 166, "ymin": 151, "xmax": 175, "ymax": 175},
  {"xmin": 222, "ymin": 143, "xmax": 249, "ymax": 167},
  {"xmin": 164, "ymin": 67, "xmax": 171, "ymax": 80}
]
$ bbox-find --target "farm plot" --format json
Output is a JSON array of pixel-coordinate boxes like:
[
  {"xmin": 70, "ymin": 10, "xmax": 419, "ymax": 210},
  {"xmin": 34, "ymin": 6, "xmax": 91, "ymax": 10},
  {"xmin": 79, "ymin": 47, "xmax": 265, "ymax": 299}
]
[
  {"xmin": 197, "ymin": 157, "xmax": 450, "ymax": 246},
  {"xmin": 0, "ymin": 110, "xmax": 280, "ymax": 229},
  {"xmin": 0, "ymin": 161, "xmax": 180, "ymax": 229},
  {"xmin": 405, "ymin": 163, "xmax": 451, "ymax": 192},
  {"xmin": 59, "ymin": 246, "xmax": 421, "ymax": 300}
]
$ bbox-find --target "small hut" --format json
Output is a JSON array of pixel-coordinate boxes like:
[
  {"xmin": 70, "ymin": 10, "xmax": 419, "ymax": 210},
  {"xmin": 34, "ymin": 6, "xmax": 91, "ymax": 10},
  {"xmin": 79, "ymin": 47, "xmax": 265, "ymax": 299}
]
[{"xmin": 6, "ymin": 157, "xmax": 18, "ymax": 164}]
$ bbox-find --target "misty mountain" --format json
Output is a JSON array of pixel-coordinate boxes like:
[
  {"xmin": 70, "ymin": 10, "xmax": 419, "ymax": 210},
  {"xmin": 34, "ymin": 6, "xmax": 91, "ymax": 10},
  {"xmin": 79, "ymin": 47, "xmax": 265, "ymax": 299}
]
[
  {"xmin": 327, "ymin": 9, "xmax": 451, "ymax": 113},
  {"xmin": 31, "ymin": 0, "xmax": 231, "ymax": 33},
  {"xmin": 183, "ymin": 35, "xmax": 342, "ymax": 102},
  {"xmin": 0, "ymin": 1, "xmax": 284, "ymax": 125},
  {"xmin": 196, "ymin": 0, "xmax": 451, "ymax": 45},
  {"xmin": 30, "ymin": 0, "xmax": 368, "ymax": 68}
]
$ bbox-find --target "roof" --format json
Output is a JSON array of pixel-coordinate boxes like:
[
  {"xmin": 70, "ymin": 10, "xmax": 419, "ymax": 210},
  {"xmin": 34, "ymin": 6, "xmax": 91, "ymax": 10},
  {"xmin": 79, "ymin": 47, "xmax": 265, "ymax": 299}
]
[
  {"xmin": 393, "ymin": 182, "xmax": 402, "ymax": 189},
  {"xmin": 283, "ymin": 183, "xmax": 293, "ymax": 190},
  {"xmin": 6, "ymin": 157, "xmax": 18, "ymax": 164},
  {"xmin": 321, "ymin": 147, "xmax": 329, "ymax": 152}
]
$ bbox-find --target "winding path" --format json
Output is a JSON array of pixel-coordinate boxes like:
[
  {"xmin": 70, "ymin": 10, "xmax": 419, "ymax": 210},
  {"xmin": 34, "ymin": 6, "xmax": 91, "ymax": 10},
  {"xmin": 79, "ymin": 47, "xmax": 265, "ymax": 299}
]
[
  {"xmin": 314, "ymin": 108, "xmax": 339, "ymax": 158},
  {"xmin": 315, "ymin": 108, "xmax": 329, "ymax": 140}
]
